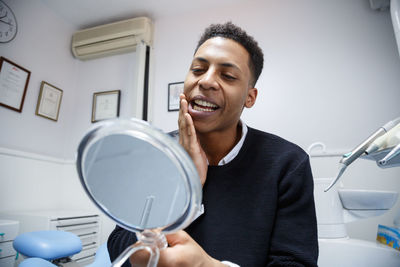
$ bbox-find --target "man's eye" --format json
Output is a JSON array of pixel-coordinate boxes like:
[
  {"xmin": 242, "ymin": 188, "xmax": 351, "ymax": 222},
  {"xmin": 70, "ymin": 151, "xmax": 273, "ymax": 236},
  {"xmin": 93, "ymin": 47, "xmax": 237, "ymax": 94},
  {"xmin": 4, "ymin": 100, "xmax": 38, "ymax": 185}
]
[
  {"xmin": 222, "ymin": 74, "xmax": 236, "ymax": 80},
  {"xmin": 191, "ymin": 68, "xmax": 204, "ymax": 74}
]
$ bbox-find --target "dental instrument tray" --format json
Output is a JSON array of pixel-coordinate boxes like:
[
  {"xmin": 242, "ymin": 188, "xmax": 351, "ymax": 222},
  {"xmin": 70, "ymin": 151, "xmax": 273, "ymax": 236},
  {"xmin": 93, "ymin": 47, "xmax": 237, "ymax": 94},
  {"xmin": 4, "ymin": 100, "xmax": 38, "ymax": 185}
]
[{"xmin": 362, "ymin": 147, "xmax": 400, "ymax": 168}]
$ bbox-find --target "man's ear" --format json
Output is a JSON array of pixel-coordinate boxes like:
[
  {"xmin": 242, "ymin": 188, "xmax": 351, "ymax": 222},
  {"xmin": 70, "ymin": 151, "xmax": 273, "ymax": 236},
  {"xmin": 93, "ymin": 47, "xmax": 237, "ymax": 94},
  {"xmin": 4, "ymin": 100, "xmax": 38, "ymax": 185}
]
[{"xmin": 245, "ymin": 87, "xmax": 258, "ymax": 108}]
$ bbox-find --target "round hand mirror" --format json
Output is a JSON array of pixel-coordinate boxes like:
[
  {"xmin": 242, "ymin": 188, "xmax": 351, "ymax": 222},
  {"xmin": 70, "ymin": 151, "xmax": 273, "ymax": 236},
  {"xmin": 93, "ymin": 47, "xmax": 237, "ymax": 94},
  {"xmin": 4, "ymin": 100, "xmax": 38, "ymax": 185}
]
[{"xmin": 76, "ymin": 118, "xmax": 202, "ymax": 267}]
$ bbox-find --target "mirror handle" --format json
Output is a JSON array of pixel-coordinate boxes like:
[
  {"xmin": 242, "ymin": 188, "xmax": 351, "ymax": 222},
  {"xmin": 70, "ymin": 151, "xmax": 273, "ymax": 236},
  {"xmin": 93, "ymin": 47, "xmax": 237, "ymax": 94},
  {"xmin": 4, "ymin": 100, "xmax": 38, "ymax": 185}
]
[
  {"xmin": 146, "ymin": 245, "xmax": 160, "ymax": 267},
  {"xmin": 111, "ymin": 240, "xmax": 162, "ymax": 267},
  {"xmin": 112, "ymin": 243, "xmax": 153, "ymax": 267}
]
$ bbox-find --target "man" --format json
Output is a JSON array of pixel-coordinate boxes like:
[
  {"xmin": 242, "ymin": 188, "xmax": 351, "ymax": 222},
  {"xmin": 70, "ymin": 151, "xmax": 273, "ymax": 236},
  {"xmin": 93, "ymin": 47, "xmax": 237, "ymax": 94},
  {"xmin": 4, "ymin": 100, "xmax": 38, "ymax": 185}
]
[{"xmin": 108, "ymin": 22, "xmax": 318, "ymax": 267}]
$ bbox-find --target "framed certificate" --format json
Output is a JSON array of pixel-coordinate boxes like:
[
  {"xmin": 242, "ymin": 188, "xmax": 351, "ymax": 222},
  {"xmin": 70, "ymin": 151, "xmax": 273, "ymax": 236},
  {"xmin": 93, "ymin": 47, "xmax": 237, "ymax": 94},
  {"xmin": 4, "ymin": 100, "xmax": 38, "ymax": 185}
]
[
  {"xmin": 168, "ymin": 82, "xmax": 184, "ymax": 111},
  {"xmin": 35, "ymin": 81, "xmax": 63, "ymax": 121},
  {"xmin": 92, "ymin": 90, "xmax": 121, "ymax": 122},
  {"xmin": 0, "ymin": 57, "xmax": 31, "ymax": 112}
]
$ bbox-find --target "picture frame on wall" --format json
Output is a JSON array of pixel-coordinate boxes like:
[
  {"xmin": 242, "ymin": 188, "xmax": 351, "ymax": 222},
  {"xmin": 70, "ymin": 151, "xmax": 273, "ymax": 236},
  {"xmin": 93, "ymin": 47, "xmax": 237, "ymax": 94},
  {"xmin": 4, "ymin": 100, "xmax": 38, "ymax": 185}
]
[
  {"xmin": 0, "ymin": 56, "xmax": 31, "ymax": 112},
  {"xmin": 92, "ymin": 90, "xmax": 121, "ymax": 123},
  {"xmin": 168, "ymin": 82, "xmax": 184, "ymax": 111},
  {"xmin": 35, "ymin": 81, "xmax": 63, "ymax": 121}
]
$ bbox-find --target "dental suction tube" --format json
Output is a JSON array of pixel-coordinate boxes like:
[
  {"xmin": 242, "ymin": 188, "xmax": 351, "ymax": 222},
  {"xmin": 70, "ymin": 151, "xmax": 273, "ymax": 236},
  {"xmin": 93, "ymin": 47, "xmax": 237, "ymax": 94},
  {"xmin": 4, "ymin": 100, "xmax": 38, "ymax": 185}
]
[{"xmin": 324, "ymin": 117, "xmax": 400, "ymax": 192}]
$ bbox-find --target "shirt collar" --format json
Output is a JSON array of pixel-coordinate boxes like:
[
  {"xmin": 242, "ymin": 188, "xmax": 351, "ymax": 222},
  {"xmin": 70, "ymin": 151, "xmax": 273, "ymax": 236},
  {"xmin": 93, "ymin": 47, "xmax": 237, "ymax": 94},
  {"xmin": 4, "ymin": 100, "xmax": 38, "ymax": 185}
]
[{"xmin": 217, "ymin": 120, "xmax": 248, "ymax": 166}]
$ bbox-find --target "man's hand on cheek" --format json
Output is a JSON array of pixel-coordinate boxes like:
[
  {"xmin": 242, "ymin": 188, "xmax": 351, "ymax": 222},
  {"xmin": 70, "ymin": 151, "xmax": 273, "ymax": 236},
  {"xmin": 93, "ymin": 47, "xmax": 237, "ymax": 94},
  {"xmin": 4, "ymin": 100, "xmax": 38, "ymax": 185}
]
[{"xmin": 178, "ymin": 94, "xmax": 208, "ymax": 186}]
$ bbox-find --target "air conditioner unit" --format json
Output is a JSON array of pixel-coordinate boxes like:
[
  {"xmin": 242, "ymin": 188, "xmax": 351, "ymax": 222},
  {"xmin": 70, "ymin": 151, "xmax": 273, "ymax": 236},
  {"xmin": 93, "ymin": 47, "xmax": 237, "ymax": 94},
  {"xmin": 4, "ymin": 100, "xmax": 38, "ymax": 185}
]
[{"xmin": 71, "ymin": 17, "xmax": 153, "ymax": 60}]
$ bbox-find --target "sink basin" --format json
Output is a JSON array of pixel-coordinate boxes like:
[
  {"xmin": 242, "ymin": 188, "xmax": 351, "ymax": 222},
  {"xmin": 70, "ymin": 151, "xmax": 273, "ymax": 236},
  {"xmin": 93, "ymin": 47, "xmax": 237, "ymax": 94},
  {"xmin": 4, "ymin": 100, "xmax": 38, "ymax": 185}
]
[{"xmin": 338, "ymin": 189, "xmax": 398, "ymax": 210}]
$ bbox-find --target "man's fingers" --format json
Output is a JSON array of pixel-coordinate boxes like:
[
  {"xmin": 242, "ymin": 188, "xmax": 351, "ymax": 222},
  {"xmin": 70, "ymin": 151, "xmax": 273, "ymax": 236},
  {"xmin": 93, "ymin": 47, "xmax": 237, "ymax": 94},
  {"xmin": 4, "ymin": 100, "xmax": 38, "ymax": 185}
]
[
  {"xmin": 185, "ymin": 113, "xmax": 199, "ymax": 152},
  {"xmin": 178, "ymin": 100, "xmax": 187, "ymax": 126},
  {"xmin": 185, "ymin": 113, "xmax": 194, "ymax": 136},
  {"xmin": 129, "ymin": 243, "xmax": 151, "ymax": 267},
  {"xmin": 179, "ymin": 94, "xmax": 188, "ymax": 119},
  {"xmin": 178, "ymin": 100, "xmax": 187, "ymax": 144},
  {"xmin": 180, "ymin": 94, "xmax": 187, "ymax": 110},
  {"xmin": 179, "ymin": 95, "xmax": 193, "ymax": 149},
  {"xmin": 165, "ymin": 230, "xmax": 190, "ymax": 246}
]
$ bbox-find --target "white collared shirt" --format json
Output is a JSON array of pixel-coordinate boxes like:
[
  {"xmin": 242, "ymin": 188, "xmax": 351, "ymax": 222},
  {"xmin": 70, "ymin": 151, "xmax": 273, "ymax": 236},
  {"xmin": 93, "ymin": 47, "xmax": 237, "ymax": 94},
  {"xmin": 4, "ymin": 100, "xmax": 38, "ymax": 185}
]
[
  {"xmin": 217, "ymin": 121, "xmax": 248, "ymax": 166},
  {"xmin": 169, "ymin": 120, "xmax": 248, "ymax": 165}
]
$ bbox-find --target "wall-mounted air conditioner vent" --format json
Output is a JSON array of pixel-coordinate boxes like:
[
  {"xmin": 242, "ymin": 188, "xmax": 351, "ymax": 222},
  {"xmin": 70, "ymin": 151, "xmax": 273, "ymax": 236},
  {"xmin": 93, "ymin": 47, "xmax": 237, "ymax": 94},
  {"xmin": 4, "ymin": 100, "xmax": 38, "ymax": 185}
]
[{"xmin": 71, "ymin": 17, "xmax": 153, "ymax": 60}]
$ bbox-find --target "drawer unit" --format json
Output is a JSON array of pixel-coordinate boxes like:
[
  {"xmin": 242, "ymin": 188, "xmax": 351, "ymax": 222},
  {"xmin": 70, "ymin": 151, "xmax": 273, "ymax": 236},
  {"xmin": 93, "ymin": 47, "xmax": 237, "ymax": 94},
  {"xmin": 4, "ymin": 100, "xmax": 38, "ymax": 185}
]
[
  {"xmin": 49, "ymin": 214, "xmax": 100, "ymax": 263},
  {"xmin": 0, "ymin": 220, "xmax": 19, "ymax": 267},
  {"xmin": 0, "ymin": 210, "xmax": 100, "ymax": 264},
  {"xmin": 0, "ymin": 241, "xmax": 15, "ymax": 258},
  {"xmin": 0, "ymin": 256, "xmax": 15, "ymax": 266},
  {"xmin": 0, "ymin": 220, "xmax": 19, "ymax": 242}
]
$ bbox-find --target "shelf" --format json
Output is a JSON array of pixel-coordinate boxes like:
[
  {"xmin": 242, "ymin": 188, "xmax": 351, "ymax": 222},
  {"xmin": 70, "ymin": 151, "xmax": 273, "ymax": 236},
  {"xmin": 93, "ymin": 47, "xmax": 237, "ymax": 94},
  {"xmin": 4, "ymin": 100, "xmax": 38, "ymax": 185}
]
[{"xmin": 362, "ymin": 147, "xmax": 400, "ymax": 168}]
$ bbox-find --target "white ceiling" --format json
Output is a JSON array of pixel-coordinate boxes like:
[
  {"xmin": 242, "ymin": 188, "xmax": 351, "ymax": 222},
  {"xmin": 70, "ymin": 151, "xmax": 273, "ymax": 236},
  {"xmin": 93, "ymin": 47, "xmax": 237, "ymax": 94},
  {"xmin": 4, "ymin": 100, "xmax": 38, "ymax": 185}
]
[{"xmin": 41, "ymin": 0, "xmax": 247, "ymax": 29}]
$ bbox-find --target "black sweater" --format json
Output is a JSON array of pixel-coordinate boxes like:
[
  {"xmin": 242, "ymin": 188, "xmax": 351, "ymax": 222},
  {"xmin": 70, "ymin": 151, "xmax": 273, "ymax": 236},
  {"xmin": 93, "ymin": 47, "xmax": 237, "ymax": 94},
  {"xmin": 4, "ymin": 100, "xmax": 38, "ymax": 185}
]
[{"xmin": 107, "ymin": 127, "xmax": 318, "ymax": 266}]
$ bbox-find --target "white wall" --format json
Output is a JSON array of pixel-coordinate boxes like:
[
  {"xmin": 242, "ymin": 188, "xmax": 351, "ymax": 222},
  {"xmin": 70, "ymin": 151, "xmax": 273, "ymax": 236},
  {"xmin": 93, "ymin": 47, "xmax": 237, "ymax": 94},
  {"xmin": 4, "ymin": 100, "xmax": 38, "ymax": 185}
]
[
  {"xmin": 0, "ymin": 1, "xmax": 78, "ymax": 209},
  {"xmin": 0, "ymin": 152, "xmax": 65, "ymax": 211},
  {"xmin": 65, "ymin": 52, "xmax": 139, "ymax": 159},
  {"xmin": 0, "ymin": 0, "xmax": 78, "ymax": 158},
  {"xmin": 150, "ymin": 0, "xmax": 400, "ymax": 241}
]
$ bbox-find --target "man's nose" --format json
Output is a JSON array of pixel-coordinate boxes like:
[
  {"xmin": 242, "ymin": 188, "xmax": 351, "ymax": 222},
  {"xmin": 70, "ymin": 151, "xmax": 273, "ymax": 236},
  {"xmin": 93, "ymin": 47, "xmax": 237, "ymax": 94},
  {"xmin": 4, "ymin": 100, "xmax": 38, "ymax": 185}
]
[{"xmin": 198, "ymin": 69, "xmax": 219, "ymax": 90}]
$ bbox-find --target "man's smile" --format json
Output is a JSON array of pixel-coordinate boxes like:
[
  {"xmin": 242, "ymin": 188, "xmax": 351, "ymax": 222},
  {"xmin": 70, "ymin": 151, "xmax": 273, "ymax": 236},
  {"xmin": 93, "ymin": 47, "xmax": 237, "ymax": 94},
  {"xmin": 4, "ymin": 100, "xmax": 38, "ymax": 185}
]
[
  {"xmin": 188, "ymin": 96, "xmax": 221, "ymax": 118},
  {"xmin": 192, "ymin": 99, "xmax": 219, "ymax": 112}
]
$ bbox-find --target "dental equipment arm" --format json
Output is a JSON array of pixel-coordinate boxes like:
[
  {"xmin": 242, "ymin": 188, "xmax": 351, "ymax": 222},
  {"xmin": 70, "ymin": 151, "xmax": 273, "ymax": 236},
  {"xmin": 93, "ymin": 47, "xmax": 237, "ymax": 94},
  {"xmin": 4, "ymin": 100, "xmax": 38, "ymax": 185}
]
[{"xmin": 325, "ymin": 117, "xmax": 400, "ymax": 192}]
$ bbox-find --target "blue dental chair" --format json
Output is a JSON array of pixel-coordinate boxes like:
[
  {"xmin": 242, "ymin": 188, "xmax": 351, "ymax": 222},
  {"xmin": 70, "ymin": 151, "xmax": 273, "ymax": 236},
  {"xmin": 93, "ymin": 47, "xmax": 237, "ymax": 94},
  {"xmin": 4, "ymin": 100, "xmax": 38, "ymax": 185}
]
[{"xmin": 13, "ymin": 231, "xmax": 111, "ymax": 267}]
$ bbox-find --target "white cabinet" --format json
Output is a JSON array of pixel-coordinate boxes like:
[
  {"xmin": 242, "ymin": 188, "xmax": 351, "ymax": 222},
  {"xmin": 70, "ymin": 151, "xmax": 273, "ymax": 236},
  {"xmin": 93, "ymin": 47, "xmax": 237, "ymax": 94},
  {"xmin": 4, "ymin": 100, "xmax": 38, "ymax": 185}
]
[{"xmin": 0, "ymin": 220, "xmax": 19, "ymax": 267}]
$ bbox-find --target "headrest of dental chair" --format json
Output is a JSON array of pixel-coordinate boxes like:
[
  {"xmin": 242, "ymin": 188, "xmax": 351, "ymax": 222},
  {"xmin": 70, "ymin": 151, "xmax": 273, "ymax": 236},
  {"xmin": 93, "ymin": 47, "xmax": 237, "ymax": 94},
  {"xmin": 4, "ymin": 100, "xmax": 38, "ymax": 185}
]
[{"xmin": 13, "ymin": 231, "xmax": 82, "ymax": 260}]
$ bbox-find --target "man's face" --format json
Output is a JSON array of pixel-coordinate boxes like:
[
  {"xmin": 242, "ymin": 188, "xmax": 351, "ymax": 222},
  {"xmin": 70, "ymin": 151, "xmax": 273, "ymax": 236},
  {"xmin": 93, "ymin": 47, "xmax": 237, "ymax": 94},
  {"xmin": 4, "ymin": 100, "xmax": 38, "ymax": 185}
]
[{"xmin": 183, "ymin": 37, "xmax": 257, "ymax": 134}]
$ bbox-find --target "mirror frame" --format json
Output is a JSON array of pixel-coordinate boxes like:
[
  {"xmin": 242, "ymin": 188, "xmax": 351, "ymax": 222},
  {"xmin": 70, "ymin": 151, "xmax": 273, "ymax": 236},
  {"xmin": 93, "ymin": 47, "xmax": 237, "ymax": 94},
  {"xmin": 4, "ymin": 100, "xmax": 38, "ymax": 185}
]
[{"xmin": 76, "ymin": 118, "xmax": 202, "ymax": 233}]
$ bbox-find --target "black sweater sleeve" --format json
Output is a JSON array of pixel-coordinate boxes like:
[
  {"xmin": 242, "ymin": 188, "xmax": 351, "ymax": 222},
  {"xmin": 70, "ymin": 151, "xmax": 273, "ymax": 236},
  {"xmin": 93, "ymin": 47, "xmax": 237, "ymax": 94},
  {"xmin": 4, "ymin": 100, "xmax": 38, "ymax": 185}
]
[
  {"xmin": 267, "ymin": 155, "xmax": 319, "ymax": 266},
  {"xmin": 107, "ymin": 225, "xmax": 137, "ymax": 267}
]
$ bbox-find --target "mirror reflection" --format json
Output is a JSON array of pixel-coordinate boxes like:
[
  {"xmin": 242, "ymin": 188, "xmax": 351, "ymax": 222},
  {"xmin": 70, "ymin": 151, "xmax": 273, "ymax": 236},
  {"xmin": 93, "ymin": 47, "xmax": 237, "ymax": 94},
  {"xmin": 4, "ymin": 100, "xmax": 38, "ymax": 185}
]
[
  {"xmin": 83, "ymin": 133, "xmax": 188, "ymax": 230},
  {"xmin": 76, "ymin": 119, "xmax": 202, "ymax": 235}
]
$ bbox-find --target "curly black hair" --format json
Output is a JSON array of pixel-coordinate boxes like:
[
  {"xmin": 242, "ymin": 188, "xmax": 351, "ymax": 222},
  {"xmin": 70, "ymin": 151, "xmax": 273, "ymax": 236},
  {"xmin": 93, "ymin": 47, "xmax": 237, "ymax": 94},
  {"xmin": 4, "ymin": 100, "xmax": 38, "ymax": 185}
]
[{"xmin": 195, "ymin": 22, "xmax": 264, "ymax": 87}]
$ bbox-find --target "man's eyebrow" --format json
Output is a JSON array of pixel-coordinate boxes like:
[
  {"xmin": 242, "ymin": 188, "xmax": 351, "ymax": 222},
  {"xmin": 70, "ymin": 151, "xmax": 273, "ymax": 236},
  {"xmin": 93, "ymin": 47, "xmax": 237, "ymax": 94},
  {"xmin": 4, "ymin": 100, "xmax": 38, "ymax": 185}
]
[
  {"xmin": 220, "ymin": 62, "xmax": 240, "ymax": 70},
  {"xmin": 192, "ymin": 57, "xmax": 240, "ymax": 71},
  {"xmin": 192, "ymin": 57, "xmax": 209, "ymax": 64}
]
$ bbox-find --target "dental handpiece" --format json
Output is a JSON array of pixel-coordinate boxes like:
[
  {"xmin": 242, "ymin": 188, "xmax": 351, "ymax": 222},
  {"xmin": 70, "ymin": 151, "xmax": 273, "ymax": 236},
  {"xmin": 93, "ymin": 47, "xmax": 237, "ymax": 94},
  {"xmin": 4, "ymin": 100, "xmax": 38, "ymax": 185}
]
[
  {"xmin": 379, "ymin": 143, "xmax": 400, "ymax": 166},
  {"xmin": 324, "ymin": 117, "xmax": 400, "ymax": 192},
  {"xmin": 365, "ymin": 123, "xmax": 400, "ymax": 155}
]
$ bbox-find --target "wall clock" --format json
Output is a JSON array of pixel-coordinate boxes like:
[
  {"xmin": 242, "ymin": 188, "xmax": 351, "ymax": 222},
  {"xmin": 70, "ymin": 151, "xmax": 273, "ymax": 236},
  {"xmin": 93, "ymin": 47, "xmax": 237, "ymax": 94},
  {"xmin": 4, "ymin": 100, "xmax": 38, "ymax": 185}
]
[{"xmin": 0, "ymin": 1, "xmax": 17, "ymax": 43}]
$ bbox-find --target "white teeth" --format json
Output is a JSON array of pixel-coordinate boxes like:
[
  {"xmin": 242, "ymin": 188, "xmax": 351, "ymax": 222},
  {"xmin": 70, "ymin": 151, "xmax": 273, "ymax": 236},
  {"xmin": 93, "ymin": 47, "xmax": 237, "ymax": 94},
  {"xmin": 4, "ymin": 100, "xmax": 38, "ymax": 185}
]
[
  {"xmin": 194, "ymin": 99, "xmax": 218, "ymax": 108},
  {"xmin": 193, "ymin": 105, "xmax": 214, "ymax": 112}
]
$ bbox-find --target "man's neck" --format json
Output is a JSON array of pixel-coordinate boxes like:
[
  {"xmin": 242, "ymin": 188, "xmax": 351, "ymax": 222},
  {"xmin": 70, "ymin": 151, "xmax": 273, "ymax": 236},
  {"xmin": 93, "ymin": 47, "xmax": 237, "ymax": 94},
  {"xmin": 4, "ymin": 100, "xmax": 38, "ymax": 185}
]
[{"xmin": 197, "ymin": 123, "xmax": 242, "ymax": 165}]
